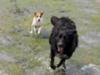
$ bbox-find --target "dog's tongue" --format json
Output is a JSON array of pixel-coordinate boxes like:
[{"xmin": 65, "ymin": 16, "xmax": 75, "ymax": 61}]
[{"xmin": 58, "ymin": 47, "xmax": 63, "ymax": 54}]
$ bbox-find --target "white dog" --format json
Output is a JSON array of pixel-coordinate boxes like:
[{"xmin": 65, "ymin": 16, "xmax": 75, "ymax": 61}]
[{"xmin": 30, "ymin": 11, "xmax": 44, "ymax": 35}]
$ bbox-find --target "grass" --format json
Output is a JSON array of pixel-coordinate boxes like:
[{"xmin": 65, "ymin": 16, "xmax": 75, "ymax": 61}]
[
  {"xmin": 0, "ymin": 61, "xmax": 24, "ymax": 75},
  {"xmin": 0, "ymin": 0, "xmax": 100, "ymax": 75}
]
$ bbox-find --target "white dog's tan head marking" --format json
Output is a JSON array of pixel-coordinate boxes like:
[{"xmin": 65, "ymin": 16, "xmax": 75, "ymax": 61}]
[{"xmin": 33, "ymin": 11, "xmax": 44, "ymax": 22}]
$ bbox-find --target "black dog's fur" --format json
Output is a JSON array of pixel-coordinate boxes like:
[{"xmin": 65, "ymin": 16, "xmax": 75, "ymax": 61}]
[{"xmin": 49, "ymin": 16, "xmax": 78, "ymax": 70}]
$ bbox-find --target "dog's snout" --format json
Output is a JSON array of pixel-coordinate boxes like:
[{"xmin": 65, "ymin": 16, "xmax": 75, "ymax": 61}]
[
  {"xmin": 38, "ymin": 19, "xmax": 40, "ymax": 22},
  {"xmin": 58, "ymin": 44, "xmax": 63, "ymax": 47},
  {"xmin": 58, "ymin": 42, "xmax": 63, "ymax": 47}
]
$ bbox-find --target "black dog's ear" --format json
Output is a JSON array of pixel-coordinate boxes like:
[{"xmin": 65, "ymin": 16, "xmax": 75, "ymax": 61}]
[{"xmin": 51, "ymin": 16, "xmax": 59, "ymax": 26}]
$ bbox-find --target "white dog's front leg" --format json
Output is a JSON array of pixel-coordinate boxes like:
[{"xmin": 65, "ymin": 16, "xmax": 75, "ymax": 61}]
[
  {"xmin": 37, "ymin": 27, "xmax": 42, "ymax": 35},
  {"xmin": 30, "ymin": 26, "xmax": 33, "ymax": 34},
  {"xmin": 33, "ymin": 27, "xmax": 37, "ymax": 35},
  {"xmin": 30, "ymin": 25, "xmax": 34, "ymax": 34},
  {"xmin": 30, "ymin": 31, "xmax": 33, "ymax": 34}
]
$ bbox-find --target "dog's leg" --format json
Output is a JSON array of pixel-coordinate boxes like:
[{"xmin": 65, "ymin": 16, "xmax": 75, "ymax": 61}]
[
  {"xmin": 62, "ymin": 61, "xmax": 66, "ymax": 69},
  {"xmin": 57, "ymin": 58, "xmax": 66, "ymax": 68},
  {"xmin": 30, "ymin": 25, "xmax": 34, "ymax": 34},
  {"xmin": 37, "ymin": 27, "xmax": 42, "ymax": 35},
  {"xmin": 30, "ymin": 26, "xmax": 33, "ymax": 34},
  {"xmin": 33, "ymin": 27, "xmax": 37, "ymax": 35},
  {"xmin": 50, "ymin": 49, "xmax": 56, "ymax": 70}
]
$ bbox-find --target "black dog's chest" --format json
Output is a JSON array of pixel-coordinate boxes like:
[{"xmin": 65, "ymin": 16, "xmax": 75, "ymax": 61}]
[{"xmin": 56, "ymin": 52, "xmax": 68, "ymax": 59}]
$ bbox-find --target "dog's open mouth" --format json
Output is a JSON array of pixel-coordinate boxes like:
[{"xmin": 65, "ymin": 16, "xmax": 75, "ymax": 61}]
[{"xmin": 58, "ymin": 47, "xmax": 64, "ymax": 54}]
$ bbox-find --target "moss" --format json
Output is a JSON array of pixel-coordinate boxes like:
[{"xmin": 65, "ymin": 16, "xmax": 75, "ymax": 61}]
[
  {"xmin": 7, "ymin": 64, "xmax": 24, "ymax": 75},
  {"xmin": 0, "ymin": 62, "xmax": 24, "ymax": 75}
]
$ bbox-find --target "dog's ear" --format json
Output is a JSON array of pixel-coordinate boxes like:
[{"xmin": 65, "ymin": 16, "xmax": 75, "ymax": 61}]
[
  {"xmin": 40, "ymin": 11, "xmax": 44, "ymax": 16},
  {"xmin": 33, "ymin": 12, "xmax": 37, "ymax": 16},
  {"xmin": 51, "ymin": 16, "xmax": 59, "ymax": 26}
]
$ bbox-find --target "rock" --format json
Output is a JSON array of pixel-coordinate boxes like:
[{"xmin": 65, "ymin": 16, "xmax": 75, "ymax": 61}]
[
  {"xmin": 0, "ymin": 69, "xmax": 9, "ymax": 75},
  {"xmin": 65, "ymin": 64, "xmax": 82, "ymax": 75},
  {"xmin": 40, "ymin": 29, "xmax": 50, "ymax": 39},
  {"xmin": 0, "ymin": 51, "xmax": 17, "ymax": 63},
  {"xmin": 10, "ymin": 26, "xmax": 22, "ymax": 33},
  {"xmin": 81, "ymin": 64, "xmax": 100, "ymax": 75},
  {"xmin": 80, "ymin": 32, "xmax": 100, "ymax": 47},
  {"xmin": 80, "ymin": 8, "xmax": 97, "ymax": 14},
  {"xmin": 25, "ymin": 67, "xmax": 50, "ymax": 75},
  {"xmin": 0, "ymin": 35, "xmax": 15, "ymax": 46}
]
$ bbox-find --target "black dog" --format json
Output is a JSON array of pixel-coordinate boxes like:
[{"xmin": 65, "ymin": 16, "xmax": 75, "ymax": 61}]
[{"xmin": 49, "ymin": 16, "xmax": 78, "ymax": 70}]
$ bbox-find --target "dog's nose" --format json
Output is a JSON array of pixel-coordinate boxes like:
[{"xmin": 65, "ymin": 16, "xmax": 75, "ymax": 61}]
[
  {"xmin": 38, "ymin": 19, "xmax": 40, "ymax": 22},
  {"xmin": 58, "ymin": 42, "xmax": 63, "ymax": 47},
  {"xmin": 58, "ymin": 44, "xmax": 63, "ymax": 47}
]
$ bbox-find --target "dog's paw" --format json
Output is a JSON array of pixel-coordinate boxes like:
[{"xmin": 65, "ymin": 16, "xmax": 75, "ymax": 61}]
[
  {"xmin": 29, "ymin": 31, "xmax": 33, "ymax": 34},
  {"xmin": 50, "ymin": 65, "xmax": 56, "ymax": 70}
]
